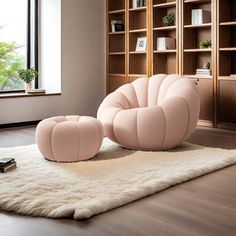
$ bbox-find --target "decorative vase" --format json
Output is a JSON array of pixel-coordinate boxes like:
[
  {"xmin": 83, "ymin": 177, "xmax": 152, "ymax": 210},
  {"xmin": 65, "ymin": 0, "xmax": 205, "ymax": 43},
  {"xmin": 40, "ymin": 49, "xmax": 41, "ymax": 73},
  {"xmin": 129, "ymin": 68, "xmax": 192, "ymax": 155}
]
[{"xmin": 25, "ymin": 82, "xmax": 32, "ymax": 93}]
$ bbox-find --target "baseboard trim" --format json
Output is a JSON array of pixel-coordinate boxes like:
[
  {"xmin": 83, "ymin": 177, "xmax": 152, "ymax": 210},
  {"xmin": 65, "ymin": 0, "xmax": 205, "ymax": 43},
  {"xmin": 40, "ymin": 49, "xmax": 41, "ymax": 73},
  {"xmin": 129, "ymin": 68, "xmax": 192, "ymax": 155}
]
[
  {"xmin": 197, "ymin": 119, "xmax": 214, "ymax": 128},
  {"xmin": 217, "ymin": 122, "xmax": 236, "ymax": 131},
  {"xmin": 0, "ymin": 120, "xmax": 41, "ymax": 129}
]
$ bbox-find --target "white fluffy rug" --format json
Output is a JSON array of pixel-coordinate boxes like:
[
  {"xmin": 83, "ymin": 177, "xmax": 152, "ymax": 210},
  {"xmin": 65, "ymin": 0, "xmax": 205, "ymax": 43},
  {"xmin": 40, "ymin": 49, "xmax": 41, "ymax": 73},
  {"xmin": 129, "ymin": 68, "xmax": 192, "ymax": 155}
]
[{"xmin": 0, "ymin": 138, "xmax": 236, "ymax": 220}]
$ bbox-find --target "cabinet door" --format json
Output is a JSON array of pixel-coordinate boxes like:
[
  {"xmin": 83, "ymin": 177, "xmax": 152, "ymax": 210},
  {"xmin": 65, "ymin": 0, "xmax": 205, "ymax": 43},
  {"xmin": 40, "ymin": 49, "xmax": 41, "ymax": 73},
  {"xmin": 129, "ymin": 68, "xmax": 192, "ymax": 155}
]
[
  {"xmin": 218, "ymin": 80, "xmax": 236, "ymax": 124},
  {"xmin": 197, "ymin": 79, "xmax": 214, "ymax": 122},
  {"xmin": 108, "ymin": 76, "xmax": 126, "ymax": 93}
]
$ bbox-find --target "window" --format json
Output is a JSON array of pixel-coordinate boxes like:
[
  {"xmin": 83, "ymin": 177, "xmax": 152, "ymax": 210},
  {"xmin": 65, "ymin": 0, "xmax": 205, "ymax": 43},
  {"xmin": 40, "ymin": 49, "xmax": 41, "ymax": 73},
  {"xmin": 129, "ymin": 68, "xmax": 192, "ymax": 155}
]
[{"xmin": 0, "ymin": 0, "xmax": 38, "ymax": 93}]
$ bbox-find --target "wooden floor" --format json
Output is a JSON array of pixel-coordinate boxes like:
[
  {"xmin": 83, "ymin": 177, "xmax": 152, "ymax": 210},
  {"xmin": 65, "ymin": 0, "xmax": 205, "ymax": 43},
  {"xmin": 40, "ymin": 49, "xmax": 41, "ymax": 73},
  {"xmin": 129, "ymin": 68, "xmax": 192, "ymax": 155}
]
[{"xmin": 0, "ymin": 126, "xmax": 235, "ymax": 236}]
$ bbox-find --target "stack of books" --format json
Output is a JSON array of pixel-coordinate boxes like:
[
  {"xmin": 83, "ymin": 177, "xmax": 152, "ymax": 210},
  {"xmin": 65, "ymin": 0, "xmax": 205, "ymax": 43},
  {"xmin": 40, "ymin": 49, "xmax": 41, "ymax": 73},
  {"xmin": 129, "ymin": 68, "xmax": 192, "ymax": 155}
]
[
  {"xmin": 0, "ymin": 158, "xmax": 16, "ymax": 173},
  {"xmin": 157, "ymin": 37, "xmax": 176, "ymax": 50},
  {"xmin": 192, "ymin": 9, "xmax": 211, "ymax": 25},
  {"xmin": 133, "ymin": 0, "xmax": 146, "ymax": 8},
  {"xmin": 196, "ymin": 69, "xmax": 212, "ymax": 76}
]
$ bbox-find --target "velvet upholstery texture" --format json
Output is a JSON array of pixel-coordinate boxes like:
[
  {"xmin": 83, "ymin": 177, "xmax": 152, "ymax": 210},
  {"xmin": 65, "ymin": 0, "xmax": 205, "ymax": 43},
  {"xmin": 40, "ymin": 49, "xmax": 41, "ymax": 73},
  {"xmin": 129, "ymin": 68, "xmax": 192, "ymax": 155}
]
[
  {"xmin": 36, "ymin": 116, "xmax": 103, "ymax": 162},
  {"xmin": 97, "ymin": 74, "xmax": 200, "ymax": 150}
]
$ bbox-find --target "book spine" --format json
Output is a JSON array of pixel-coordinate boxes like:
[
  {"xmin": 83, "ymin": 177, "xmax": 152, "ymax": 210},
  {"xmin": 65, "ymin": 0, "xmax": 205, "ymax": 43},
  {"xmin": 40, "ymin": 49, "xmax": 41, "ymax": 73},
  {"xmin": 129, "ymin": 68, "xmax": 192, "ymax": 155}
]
[
  {"xmin": 133, "ymin": 0, "xmax": 137, "ymax": 8},
  {"xmin": 138, "ymin": 0, "xmax": 141, "ymax": 7},
  {"xmin": 192, "ymin": 9, "xmax": 203, "ymax": 25}
]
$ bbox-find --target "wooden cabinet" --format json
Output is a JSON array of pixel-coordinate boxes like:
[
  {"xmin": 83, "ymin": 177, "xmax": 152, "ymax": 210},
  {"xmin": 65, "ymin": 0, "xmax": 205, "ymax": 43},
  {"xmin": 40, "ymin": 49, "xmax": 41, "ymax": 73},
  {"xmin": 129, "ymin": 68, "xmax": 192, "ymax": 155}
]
[
  {"xmin": 106, "ymin": 0, "xmax": 236, "ymax": 130},
  {"xmin": 217, "ymin": 0, "xmax": 236, "ymax": 129}
]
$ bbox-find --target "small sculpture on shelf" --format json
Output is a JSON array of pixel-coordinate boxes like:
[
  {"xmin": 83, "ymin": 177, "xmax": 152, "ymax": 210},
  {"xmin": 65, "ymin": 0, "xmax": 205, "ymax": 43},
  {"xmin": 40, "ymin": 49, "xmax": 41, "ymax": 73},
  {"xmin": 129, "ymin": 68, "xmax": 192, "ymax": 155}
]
[{"xmin": 162, "ymin": 12, "xmax": 175, "ymax": 26}]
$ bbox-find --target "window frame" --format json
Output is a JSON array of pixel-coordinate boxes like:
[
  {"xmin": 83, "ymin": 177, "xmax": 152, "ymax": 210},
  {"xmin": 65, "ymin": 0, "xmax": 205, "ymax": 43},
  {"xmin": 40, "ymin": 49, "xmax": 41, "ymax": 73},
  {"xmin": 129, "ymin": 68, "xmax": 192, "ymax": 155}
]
[{"xmin": 0, "ymin": 0, "xmax": 39, "ymax": 94}]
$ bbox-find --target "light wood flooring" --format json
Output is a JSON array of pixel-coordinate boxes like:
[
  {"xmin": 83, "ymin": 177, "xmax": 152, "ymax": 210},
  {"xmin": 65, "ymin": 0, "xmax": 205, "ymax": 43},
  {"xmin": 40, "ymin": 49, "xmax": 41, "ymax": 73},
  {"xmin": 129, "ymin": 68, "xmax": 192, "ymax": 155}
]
[{"xmin": 0, "ymin": 126, "xmax": 235, "ymax": 236}]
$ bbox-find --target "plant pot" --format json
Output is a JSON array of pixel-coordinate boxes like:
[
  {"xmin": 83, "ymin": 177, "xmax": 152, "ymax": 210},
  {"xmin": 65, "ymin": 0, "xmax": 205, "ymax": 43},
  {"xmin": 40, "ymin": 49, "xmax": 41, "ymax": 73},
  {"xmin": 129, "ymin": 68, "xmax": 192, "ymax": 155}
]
[{"xmin": 25, "ymin": 82, "xmax": 32, "ymax": 93}]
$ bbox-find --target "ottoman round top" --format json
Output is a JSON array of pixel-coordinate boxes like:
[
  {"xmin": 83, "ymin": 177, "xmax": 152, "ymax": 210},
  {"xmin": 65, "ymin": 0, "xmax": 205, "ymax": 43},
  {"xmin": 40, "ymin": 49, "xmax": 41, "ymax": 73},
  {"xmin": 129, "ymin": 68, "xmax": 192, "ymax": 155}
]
[{"xmin": 36, "ymin": 116, "xmax": 103, "ymax": 162}]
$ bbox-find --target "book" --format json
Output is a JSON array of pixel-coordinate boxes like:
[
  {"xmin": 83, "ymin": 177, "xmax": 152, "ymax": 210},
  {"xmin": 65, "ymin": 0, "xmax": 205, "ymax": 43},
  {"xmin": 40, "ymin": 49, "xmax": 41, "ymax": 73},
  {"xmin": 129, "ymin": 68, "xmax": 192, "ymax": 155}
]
[
  {"xmin": 0, "ymin": 157, "xmax": 15, "ymax": 167},
  {"xmin": 230, "ymin": 74, "xmax": 236, "ymax": 78},
  {"xmin": 133, "ymin": 0, "xmax": 138, "ymax": 8},
  {"xmin": 157, "ymin": 37, "xmax": 176, "ymax": 50},
  {"xmin": 192, "ymin": 9, "xmax": 211, "ymax": 25},
  {"xmin": 133, "ymin": 0, "xmax": 146, "ymax": 8},
  {"xmin": 196, "ymin": 69, "xmax": 211, "ymax": 71},
  {"xmin": 28, "ymin": 89, "xmax": 46, "ymax": 94},
  {"xmin": 0, "ymin": 161, "xmax": 16, "ymax": 173},
  {"xmin": 196, "ymin": 69, "xmax": 212, "ymax": 76}
]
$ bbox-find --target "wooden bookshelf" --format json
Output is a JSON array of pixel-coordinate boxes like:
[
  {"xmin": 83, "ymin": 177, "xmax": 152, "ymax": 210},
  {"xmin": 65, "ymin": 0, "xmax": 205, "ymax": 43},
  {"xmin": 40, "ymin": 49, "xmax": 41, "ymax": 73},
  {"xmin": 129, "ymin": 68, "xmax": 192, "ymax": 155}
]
[{"xmin": 106, "ymin": 0, "xmax": 236, "ymax": 129}]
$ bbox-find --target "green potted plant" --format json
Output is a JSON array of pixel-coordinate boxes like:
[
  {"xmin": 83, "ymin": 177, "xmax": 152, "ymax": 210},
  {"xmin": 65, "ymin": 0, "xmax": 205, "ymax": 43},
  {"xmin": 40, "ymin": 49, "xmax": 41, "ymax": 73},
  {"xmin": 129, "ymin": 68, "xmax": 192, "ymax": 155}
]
[
  {"xmin": 162, "ymin": 12, "xmax": 176, "ymax": 26},
  {"xmin": 199, "ymin": 39, "xmax": 211, "ymax": 49},
  {"xmin": 17, "ymin": 68, "xmax": 38, "ymax": 93}
]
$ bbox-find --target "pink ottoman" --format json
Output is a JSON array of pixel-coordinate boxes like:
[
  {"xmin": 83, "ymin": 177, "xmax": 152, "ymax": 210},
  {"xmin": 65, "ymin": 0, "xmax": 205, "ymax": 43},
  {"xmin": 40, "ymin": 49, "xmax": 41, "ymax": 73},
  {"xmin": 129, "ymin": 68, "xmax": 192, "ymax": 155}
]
[{"xmin": 36, "ymin": 116, "xmax": 103, "ymax": 162}]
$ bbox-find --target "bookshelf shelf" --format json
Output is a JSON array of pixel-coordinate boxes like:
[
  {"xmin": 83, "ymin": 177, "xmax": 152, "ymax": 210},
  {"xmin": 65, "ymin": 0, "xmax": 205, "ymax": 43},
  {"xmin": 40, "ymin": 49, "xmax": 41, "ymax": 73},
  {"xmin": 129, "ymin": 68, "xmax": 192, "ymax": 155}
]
[
  {"xmin": 184, "ymin": 23, "xmax": 212, "ymax": 28},
  {"xmin": 129, "ymin": 51, "xmax": 147, "ymax": 54},
  {"xmin": 183, "ymin": 74, "xmax": 213, "ymax": 79},
  {"xmin": 220, "ymin": 21, "xmax": 236, "ymax": 26},
  {"xmin": 109, "ymin": 52, "xmax": 126, "ymax": 55},
  {"xmin": 108, "ymin": 73, "xmax": 126, "ymax": 77},
  {"xmin": 129, "ymin": 74, "xmax": 147, "ymax": 77},
  {"xmin": 153, "ymin": 26, "xmax": 176, "ymax": 31},
  {"xmin": 108, "ymin": 9, "xmax": 125, "ymax": 14},
  {"xmin": 129, "ymin": 6, "xmax": 147, "ymax": 12},
  {"xmin": 219, "ymin": 48, "xmax": 236, "ymax": 51},
  {"xmin": 184, "ymin": 49, "xmax": 212, "ymax": 52},
  {"xmin": 108, "ymin": 31, "xmax": 125, "ymax": 35},
  {"xmin": 154, "ymin": 50, "xmax": 177, "ymax": 53},
  {"xmin": 153, "ymin": 2, "xmax": 176, "ymax": 9},
  {"xmin": 129, "ymin": 29, "xmax": 147, "ymax": 33},
  {"xmin": 184, "ymin": 0, "xmax": 211, "ymax": 4}
]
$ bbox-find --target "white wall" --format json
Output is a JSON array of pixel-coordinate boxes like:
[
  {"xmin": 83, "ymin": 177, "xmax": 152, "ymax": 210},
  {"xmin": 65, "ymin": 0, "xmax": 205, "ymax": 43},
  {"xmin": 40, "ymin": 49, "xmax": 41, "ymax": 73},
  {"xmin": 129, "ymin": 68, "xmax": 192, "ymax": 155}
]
[
  {"xmin": 40, "ymin": 0, "xmax": 61, "ymax": 92},
  {"xmin": 0, "ymin": 0, "xmax": 106, "ymax": 124}
]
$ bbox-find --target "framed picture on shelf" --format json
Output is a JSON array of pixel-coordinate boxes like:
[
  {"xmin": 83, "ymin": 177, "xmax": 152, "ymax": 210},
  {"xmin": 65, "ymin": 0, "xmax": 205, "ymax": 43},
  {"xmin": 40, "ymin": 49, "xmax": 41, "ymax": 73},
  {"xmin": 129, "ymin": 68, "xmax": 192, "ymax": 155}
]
[
  {"xmin": 111, "ymin": 20, "xmax": 124, "ymax": 32},
  {"xmin": 136, "ymin": 37, "xmax": 147, "ymax": 52}
]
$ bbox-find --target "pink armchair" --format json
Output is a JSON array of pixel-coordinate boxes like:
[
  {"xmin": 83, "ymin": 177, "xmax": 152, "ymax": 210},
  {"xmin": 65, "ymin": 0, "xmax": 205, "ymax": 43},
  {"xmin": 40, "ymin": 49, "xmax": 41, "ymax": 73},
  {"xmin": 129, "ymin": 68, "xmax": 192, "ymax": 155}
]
[{"xmin": 97, "ymin": 74, "xmax": 200, "ymax": 150}]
